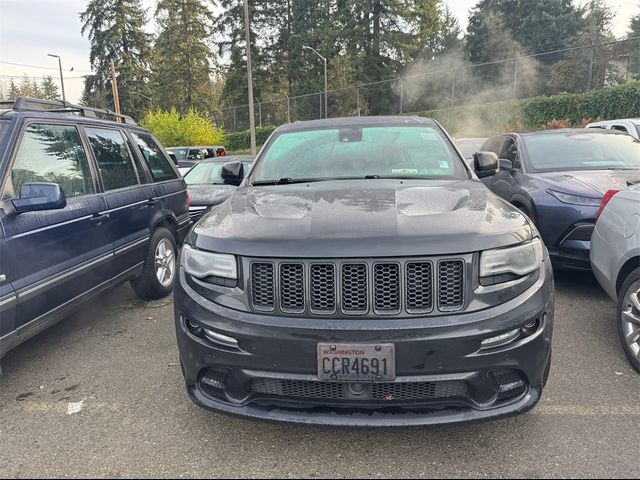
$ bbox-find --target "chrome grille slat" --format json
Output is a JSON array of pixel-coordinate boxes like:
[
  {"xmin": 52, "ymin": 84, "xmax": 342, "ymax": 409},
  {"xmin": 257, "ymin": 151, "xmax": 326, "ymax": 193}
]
[{"xmin": 248, "ymin": 258, "xmax": 465, "ymax": 317}]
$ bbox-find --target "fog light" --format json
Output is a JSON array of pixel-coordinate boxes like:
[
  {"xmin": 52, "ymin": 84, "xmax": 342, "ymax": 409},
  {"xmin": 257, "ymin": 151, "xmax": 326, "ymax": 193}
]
[
  {"xmin": 202, "ymin": 328, "xmax": 239, "ymax": 349},
  {"xmin": 187, "ymin": 319, "xmax": 202, "ymax": 334},
  {"xmin": 201, "ymin": 368, "xmax": 231, "ymax": 390},
  {"xmin": 491, "ymin": 370, "xmax": 526, "ymax": 394},
  {"xmin": 481, "ymin": 329, "xmax": 521, "ymax": 349}
]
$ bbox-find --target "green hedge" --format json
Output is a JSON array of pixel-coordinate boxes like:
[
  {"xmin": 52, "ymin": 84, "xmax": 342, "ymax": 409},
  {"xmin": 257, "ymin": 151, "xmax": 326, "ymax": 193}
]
[
  {"xmin": 224, "ymin": 125, "xmax": 277, "ymax": 153},
  {"xmin": 412, "ymin": 81, "xmax": 640, "ymax": 137}
]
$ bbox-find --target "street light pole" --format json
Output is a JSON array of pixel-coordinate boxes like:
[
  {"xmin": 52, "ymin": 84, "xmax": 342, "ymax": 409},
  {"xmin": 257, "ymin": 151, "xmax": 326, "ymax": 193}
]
[
  {"xmin": 303, "ymin": 46, "xmax": 327, "ymax": 119},
  {"xmin": 47, "ymin": 54, "xmax": 66, "ymax": 102},
  {"xmin": 132, "ymin": 91, "xmax": 153, "ymax": 110},
  {"xmin": 244, "ymin": 0, "xmax": 257, "ymax": 155}
]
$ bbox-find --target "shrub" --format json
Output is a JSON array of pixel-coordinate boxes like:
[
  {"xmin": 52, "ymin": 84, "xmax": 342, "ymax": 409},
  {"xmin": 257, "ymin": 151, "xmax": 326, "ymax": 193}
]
[
  {"xmin": 140, "ymin": 108, "xmax": 224, "ymax": 147},
  {"xmin": 224, "ymin": 125, "xmax": 277, "ymax": 153}
]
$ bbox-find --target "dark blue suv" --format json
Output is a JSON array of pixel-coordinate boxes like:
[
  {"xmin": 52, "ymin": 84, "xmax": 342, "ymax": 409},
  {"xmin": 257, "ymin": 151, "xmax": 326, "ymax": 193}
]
[{"xmin": 0, "ymin": 98, "xmax": 190, "ymax": 370}]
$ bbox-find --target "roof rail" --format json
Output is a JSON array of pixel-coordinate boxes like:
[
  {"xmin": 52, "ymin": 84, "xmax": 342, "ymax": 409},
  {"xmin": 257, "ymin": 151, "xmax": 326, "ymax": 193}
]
[{"xmin": 0, "ymin": 97, "xmax": 137, "ymax": 125}]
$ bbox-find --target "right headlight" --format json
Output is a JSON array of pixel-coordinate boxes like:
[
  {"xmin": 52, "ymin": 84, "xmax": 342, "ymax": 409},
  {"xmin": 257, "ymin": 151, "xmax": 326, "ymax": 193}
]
[
  {"xmin": 480, "ymin": 238, "xmax": 544, "ymax": 279},
  {"xmin": 181, "ymin": 244, "xmax": 238, "ymax": 280}
]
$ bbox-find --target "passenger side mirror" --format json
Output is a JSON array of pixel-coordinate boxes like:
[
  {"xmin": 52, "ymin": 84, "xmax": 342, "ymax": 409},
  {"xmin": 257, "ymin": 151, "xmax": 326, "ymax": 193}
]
[
  {"xmin": 499, "ymin": 159, "xmax": 514, "ymax": 171},
  {"xmin": 12, "ymin": 182, "xmax": 67, "ymax": 214},
  {"xmin": 221, "ymin": 161, "xmax": 244, "ymax": 186},
  {"xmin": 474, "ymin": 152, "xmax": 500, "ymax": 178}
]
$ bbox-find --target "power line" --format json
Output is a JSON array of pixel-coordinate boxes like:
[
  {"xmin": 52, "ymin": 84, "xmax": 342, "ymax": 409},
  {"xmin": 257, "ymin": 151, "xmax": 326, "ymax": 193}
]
[
  {"xmin": 0, "ymin": 60, "xmax": 93, "ymax": 73},
  {"xmin": 0, "ymin": 74, "xmax": 87, "ymax": 80}
]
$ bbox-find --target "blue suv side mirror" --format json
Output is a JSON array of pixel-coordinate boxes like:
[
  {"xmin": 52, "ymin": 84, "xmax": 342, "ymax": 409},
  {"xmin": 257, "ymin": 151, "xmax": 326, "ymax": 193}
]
[
  {"xmin": 474, "ymin": 152, "xmax": 500, "ymax": 178},
  {"xmin": 12, "ymin": 182, "xmax": 67, "ymax": 214}
]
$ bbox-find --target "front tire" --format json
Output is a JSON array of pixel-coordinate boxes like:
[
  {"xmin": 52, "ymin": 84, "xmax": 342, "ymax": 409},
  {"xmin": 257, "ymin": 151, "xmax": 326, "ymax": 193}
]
[
  {"xmin": 617, "ymin": 267, "xmax": 640, "ymax": 373},
  {"xmin": 131, "ymin": 227, "xmax": 178, "ymax": 300}
]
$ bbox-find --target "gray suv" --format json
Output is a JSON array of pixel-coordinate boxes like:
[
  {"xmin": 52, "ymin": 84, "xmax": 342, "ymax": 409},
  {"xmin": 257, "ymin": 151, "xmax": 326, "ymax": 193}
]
[{"xmin": 174, "ymin": 117, "xmax": 554, "ymax": 426}]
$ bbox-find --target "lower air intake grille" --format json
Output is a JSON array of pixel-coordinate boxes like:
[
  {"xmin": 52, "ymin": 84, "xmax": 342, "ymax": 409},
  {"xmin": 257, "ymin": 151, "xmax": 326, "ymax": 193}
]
[{"xmin": 251, "ymin": 379, "xmax": 468, "ymax": 402}]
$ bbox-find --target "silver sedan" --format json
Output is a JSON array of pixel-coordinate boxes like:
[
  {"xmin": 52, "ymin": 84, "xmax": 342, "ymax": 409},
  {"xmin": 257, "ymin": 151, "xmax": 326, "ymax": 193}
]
[{"xmin": 591, "ymin": 183, "xmax": 640, "ymax": 372}]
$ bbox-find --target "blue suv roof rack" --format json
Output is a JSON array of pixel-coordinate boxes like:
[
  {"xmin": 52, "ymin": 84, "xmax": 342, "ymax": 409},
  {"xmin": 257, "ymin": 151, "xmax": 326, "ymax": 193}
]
[{"xmin": 0, "ymin": 97, "xmax": 137, "ymax": 126}]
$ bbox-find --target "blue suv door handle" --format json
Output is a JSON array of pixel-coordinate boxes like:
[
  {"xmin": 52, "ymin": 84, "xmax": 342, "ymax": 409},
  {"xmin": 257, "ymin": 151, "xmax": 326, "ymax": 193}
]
[
  {"xmin": 146, "ymin": 198, "xmax": 159, "ymax": 207},
  {"xmin": 89, "ymin": 213, "xmax": 110, "ymax": 225}
]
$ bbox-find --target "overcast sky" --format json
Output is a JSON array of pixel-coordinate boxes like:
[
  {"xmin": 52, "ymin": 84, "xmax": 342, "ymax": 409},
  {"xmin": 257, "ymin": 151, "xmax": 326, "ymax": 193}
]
[{"xmin": 1, "ymin": 0, "xmax": 638, "ymax": 103}]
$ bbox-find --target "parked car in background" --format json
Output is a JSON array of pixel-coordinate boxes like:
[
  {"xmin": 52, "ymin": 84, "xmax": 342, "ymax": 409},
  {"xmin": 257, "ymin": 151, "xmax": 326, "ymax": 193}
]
[
  {"xmin": 479, "ymin": 129, "xmax": 640, "ymax": 270},
  {"xmin": 586, "ymin": 119, "xmax": 640, "ymax": 140},
  {"xmin": 175, "ymin": 116, "xmax": 554, "ymax": 426},
  {"xmin": 184, "ymin": 155, "xmax": 255, "ymax": 223},
  {"xmin": 167, "ymin": 145, "xmax": 227, "ymax": 171},
  {"xmin": 455, "ymin": 137, "xmax": 488, "ymax": 164},
  {"xmin": 591, "ymin": 185, "xmax": 640, "ymax": 372},
  {"xmin": 0, "ymin": 97, "xmax": 190, "ymax": 372}
]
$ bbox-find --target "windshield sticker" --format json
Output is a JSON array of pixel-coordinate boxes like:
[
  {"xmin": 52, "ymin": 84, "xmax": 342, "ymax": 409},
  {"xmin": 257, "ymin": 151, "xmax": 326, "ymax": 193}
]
[
  {"xmin": 420, "ymin": 131, "xmax": 439, "ymax": 140},
  {"xmin": 392, "ymin": 168, "xmax": 418, "ymax": 175}
]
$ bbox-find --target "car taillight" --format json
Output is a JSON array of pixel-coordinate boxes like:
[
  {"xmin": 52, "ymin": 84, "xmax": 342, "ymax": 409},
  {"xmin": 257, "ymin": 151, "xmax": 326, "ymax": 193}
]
[{"xmin": 596, "ymin": 189, "xmax": 619, "ymax": 222}]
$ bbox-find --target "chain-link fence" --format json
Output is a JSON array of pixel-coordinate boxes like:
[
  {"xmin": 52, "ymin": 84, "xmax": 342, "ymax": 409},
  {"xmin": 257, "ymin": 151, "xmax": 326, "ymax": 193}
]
[{"xmin": 219, "ymin": 37, "xmax": 640, "ymax": 132}]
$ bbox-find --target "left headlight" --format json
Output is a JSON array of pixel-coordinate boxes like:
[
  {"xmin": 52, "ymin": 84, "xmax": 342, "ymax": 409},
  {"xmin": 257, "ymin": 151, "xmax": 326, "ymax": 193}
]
[
  {"xmin": 548, "ymin": 189, "xmax": 601, "ymax": 207},
  {"xmin": 480, "ymin": 238, "xmax": 544, "ymax": 279},
  {"xmin": 181, "ymin": 244, "xmax": 237, "ymax": 280}
]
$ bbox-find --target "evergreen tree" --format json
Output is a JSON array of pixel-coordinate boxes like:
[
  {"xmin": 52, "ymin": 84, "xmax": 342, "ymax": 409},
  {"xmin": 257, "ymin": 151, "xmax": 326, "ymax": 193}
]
[
  {"xmin": 629, "ymin": 13, "xmax": 640, "ymax": 80},
  {"xmin": 41, "ymin": 76, "xmax": 61, "ymax": 100},
  {"xmin": 80, "ymin": 0, "xmax": 152, "ymax": 119},
  {"xmin": 152, "ymin": 0, "xmax": 217, "ymax": 114},
  {"xmin": 8, "ymin": 80, "xmax": 19, "ymax": 99}
]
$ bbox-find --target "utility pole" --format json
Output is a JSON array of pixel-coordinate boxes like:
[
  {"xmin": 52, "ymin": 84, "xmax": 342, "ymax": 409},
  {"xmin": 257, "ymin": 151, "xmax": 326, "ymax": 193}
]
[
  {"xmin": 244, "ymin": 0, "xmax": 257, "ymax": 155},
  {"xmin": 110, "ymin": 59, "xmax": 121, "ymax": 120},
  {"xmin": 47, "ymin": 54, "xmax": 66, "ymax": 102},
  {"xmin": 303, "ymin": 46, "xmax": 328, "ymax": 119}
]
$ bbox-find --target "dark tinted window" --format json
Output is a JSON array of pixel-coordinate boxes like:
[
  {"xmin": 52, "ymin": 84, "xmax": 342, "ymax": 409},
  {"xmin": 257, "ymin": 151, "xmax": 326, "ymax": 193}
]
[
  {"xmin": 610, "ymin": 125, "xmax": 630, "ymax": 133},
  {"xmin": 500, "ymin": 138, "xmax": 520, "ymax": 168},
  {"xmin": 86, "ymin": 127, "xmax": 139, "ymax": 190},
  {"xmin": 523, "ymin": 132, "xmax": 640, "ymax": 172},
  {"xmin": 132, "ymin": 133, "xmax": 178, "ymax": 182},
  {"xmin": 12, "ymin": 123, "xmax": 94, "ymax": 197}
]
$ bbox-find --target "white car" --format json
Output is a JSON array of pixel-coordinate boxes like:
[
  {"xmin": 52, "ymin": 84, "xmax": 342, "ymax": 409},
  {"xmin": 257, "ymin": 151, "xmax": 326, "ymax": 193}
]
[
  {"xmin": 591, "ymin": 184, "xmax": 640, "ymax": 372},
  {"xmin": 586, "ymin": 119, "xmax": 640, "ymax": 140}
]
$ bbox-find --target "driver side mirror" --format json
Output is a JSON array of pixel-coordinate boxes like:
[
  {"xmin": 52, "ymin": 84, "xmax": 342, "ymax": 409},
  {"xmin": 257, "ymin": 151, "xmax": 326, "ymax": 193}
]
[
  {"xmin": 221, "ymin": 161, "xmax": 244, "ymax": 186},
  {"xmin": 474, "ymin": 152, "xmax": 500, "ymax": 178},
  {"xmin": 12, "ymin": 182, "xmax": 67, "ymax": 214}
]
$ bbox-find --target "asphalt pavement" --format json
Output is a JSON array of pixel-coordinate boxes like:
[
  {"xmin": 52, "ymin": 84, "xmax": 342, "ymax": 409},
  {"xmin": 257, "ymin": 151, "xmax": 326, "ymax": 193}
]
[{"xmin": 1, "ymin": 270, "xmax": 639, "ymax": 478}]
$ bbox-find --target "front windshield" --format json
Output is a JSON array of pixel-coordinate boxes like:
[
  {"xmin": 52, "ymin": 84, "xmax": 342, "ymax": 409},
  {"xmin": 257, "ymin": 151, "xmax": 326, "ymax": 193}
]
[
  {"xmin": 524, "ymin": 133, "xmax": 640, "ymax": 172},
  {"xmin": 184, "ymin": 161, "xmax": 252, "ymax": 185},
  {"xmin": 168, "ymin": 148, "xmax": 188, "ymax": 160},
  {"xmin": 251, "ymin": 125, "xmax": 468, "ymax": 182}
]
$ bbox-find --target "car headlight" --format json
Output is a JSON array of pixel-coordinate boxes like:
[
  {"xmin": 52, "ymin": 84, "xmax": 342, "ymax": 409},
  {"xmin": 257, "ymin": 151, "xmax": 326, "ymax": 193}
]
[
  {"xmin": 548, "ymin": 190, "xmax": 601, "ymax": 207},
  {"xmin": 181, "ymin": 244, "xmax": 237, "ymax": 280},
  {"xmin": 480, "ymin": 238, "xmax": 544, "ymax": 279}
]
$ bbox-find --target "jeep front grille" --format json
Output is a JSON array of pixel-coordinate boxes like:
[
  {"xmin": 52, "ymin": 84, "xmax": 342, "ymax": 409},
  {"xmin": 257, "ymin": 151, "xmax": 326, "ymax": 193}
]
[{"xmin": 249, "ymin": 258, "xmax": 466, "ymax": 317}]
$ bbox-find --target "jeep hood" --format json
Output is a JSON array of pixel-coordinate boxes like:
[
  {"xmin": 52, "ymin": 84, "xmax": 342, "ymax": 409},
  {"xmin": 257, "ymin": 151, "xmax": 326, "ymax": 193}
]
[{"xmin": 191, "ymin": 179, "xmax": 533, "ymax": 257}]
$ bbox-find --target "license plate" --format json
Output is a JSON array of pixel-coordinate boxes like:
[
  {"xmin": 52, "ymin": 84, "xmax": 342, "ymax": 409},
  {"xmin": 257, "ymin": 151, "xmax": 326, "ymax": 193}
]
[{"xmin": 317, "ymin": 343, "xmax": 395, "ymax": 382}]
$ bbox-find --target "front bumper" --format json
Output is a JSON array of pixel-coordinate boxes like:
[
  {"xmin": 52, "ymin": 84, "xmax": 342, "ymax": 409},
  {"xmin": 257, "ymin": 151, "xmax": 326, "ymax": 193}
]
[{"xmin": 175, "ymin": 260, "xmax": 554, "ymax": 427}]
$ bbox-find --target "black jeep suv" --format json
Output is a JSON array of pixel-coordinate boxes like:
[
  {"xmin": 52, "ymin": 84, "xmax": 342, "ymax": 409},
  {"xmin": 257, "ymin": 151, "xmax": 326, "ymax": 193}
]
[
  {"xmin": 0, "ymin": 98, "xmax": 190, "ymax": 370},
  {"xmin": 175, "ymin": 116, "xmax": 554, "ymax": 426}
]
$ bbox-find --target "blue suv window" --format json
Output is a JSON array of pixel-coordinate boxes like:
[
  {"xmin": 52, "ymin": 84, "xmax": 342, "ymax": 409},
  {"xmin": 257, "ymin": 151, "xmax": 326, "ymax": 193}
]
[
  {"xmin": 132, "ymin": 132, "xmax": 178, "ymax": 183},
  {"xmin": 86, "ymin": 127, "xmax": 140, "ymax": 190},
  {"xmin": 11, "ymin": 123, "xmax": 95, "ymax": 198}
]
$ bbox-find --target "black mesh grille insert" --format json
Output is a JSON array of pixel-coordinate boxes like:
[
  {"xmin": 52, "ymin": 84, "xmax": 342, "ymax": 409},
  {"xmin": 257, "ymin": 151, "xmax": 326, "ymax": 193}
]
[
  {"xmin": 406, "ymin": 262, "xmax": 433, "ymax": 313},
  {"xmin": 251, "ymin": 263, "xmax": 275, "ymax": 310},
  {"xmin": 438, "ymin": 260, "xmax": 464, "ymax": 310},
  {"xmin": 374, "ymin": 263, "xmax": 400, "ymax": 313},
  {"xmin": 251, "ymin": 379, "xmax": 468, "ymax": 401},
  {"xmin": 280, "ymin": 263, "xmax": 305, "ymax": 312},
  {"xmin": 310, "ymin": 264, "xmax": 336, "ymax": 313},
  {"xmin": 370, "ymin": 381, "xmax": 468, "ymax": 401},
  {"xmin": 252, "ymin": 379, "xmax": 345, "ymax": 399},
  {"xmin": 341, "ymin": 264, "xmax": 368, "ymax": 313}
]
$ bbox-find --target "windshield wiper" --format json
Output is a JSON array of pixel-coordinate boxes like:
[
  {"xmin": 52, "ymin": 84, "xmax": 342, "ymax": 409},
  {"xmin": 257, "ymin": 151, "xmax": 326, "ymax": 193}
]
[
  {"xmin": 253, "ymin": 175, "xmax": 441, "ymax": 186},
  {"xmin": 252, "ymin": 177, "xmax": 342, "ymax": 186}
]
